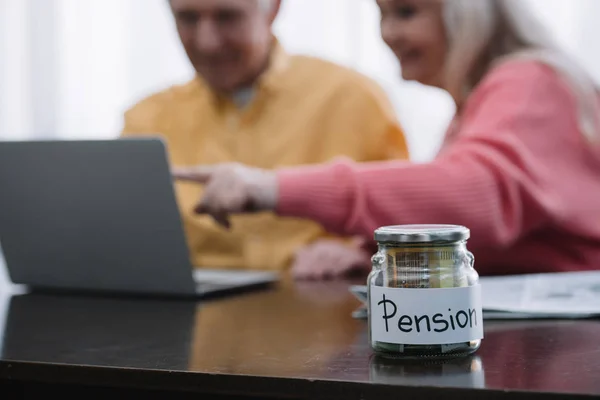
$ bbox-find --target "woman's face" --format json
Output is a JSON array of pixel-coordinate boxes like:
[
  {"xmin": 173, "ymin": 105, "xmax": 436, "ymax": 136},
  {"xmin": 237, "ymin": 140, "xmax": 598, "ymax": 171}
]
[{"xmin": 377, "ymin": 0, "xmax": 447, "ymax": 87}]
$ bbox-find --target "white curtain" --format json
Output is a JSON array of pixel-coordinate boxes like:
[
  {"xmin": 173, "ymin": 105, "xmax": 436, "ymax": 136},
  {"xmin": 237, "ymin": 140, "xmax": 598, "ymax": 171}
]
[{"xmin": 1, "ymin": 0, "xmax": 600, "ymax": 161}]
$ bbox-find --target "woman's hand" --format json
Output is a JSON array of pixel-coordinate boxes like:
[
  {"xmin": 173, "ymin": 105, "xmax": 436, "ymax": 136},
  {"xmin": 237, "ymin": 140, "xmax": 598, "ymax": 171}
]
[{"xmin": 172, "ymin": 163, "xmax": 278, "ymax": 228}]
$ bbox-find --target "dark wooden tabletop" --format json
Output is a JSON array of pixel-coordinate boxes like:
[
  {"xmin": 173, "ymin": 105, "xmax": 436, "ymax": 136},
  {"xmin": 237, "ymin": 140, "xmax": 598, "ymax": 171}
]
[{"xmin": 1, "ymin": 277, "xmax": 599, "ymax": 399}]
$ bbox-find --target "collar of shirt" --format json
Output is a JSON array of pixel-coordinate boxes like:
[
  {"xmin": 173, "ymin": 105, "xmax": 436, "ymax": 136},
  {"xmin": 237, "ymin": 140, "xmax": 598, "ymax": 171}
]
[{"xmin": 254, "ymin": 38, "xmax": 291, "ymax": 95}]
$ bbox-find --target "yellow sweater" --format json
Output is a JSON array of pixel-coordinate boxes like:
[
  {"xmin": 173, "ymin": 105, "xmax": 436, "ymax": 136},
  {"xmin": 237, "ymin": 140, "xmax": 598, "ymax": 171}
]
[{"xmin": 122, "ymin": 44, "xmax": 408, "ymax": 271}]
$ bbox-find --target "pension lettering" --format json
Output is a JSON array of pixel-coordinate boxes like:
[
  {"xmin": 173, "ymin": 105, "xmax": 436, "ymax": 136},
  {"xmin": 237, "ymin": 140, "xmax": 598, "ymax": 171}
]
[{"xmin": 377, "ymin": 294, "xmax": 478, "ymax": 334}]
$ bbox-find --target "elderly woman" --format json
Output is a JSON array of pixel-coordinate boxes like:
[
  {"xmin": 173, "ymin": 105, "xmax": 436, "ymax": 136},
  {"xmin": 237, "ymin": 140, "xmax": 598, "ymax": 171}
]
[{"xmin": 175, "ymin": 0, "xmax": 600, "ymax": 278}]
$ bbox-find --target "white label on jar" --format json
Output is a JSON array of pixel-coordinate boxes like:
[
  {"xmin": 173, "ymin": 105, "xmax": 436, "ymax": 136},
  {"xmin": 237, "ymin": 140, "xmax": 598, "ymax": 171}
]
[{"xmin": 370, "ymin": 285, "xmax": 484, "ymax": 345}]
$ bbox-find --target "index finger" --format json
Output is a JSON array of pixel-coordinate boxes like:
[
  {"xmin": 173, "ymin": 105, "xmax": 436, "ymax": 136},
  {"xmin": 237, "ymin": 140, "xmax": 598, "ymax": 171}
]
[{"xmin": 171, "ymin": 165, "xmax": 216, "ymax": 184}]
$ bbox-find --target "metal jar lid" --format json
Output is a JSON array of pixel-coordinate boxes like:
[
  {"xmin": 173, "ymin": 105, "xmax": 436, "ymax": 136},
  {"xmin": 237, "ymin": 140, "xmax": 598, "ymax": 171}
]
[{"xmin": 374, "ymin": 225, "xmax": 470, "ymax": 244}]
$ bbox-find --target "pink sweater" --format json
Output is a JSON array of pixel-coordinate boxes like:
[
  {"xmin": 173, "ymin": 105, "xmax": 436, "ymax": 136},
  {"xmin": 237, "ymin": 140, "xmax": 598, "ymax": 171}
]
[{"xmin": 276, "ymin": 61, "xmax": 600, "ymax": 276}]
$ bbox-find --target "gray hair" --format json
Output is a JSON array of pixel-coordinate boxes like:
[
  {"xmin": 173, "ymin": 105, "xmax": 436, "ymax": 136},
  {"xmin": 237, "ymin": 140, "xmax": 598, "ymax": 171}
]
[
  {"xmin": 442, "ymin": 0, "xmax": 599, "ymax": 142},
  {"xmin": 168, "ymin": 0, "xmax": 274, "ymax": 13}
]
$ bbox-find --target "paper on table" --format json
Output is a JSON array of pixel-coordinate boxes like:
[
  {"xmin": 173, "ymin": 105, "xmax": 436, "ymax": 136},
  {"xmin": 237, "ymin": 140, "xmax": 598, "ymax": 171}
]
[
  {"xmin": 480, "ymin": 271, "xmax": 600, "ymax": 316},
  {"xmin": 349, "ymin": 271, "xmax": 600, "ymax": 320}
]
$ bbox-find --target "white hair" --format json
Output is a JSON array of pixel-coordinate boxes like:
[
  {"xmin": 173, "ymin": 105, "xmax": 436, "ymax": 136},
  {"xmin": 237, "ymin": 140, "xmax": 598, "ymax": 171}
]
[{"xmin": 442, "ymin": 0, "xmax": 599, "ymax": 142}]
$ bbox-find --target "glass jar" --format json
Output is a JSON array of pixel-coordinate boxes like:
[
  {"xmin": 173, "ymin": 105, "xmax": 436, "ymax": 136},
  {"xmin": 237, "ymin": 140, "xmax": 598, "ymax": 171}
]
[{"xmin": 368, "ymin": 225, "xmax": 483, "ymax": 360}]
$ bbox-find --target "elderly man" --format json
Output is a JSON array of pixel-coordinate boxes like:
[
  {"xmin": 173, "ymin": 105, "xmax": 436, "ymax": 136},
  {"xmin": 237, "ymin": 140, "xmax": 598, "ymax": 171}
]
[{"xmin": 122, "ymin": 0, "xmax": 408, "ymax": 279}]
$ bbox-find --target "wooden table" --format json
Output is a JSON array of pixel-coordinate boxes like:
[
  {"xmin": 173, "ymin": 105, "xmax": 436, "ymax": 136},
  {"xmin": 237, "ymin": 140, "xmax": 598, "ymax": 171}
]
[{"xmin": 1, "ymin": 277, "xmax": 599, "ymax": 399}]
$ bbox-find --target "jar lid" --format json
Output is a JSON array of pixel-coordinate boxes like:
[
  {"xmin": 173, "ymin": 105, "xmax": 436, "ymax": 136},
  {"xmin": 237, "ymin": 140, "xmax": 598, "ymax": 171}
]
[{"xmin": 374, "ymin": 224, "xmax": 470, "ymax": 244}]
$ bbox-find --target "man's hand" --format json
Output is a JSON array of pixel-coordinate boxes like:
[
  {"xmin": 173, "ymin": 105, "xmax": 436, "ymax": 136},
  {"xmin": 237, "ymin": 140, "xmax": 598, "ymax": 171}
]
[
  {"xmin": 291, "ymin": 237, "xmax": 371, "ymax": 280},
  {"xmin": 173, "ymin": 163, "xmax": 278, "ymax": 228}
]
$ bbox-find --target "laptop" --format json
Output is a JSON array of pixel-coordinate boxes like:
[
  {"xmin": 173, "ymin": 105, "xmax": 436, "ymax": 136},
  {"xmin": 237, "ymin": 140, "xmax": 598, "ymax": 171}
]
[{"xmin": 0, "ymin": 138, "xmax": 278, "ymax": 298}]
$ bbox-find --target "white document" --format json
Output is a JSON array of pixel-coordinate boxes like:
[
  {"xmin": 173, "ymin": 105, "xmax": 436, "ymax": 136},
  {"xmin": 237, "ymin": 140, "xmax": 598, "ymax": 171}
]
[
  {"xmin": 351, "ymin": 271, "xmax": 600, "ymax": 320},
  {"xmin": 479, "ymin": 271, "xmax": 600, "ymax": 317}
]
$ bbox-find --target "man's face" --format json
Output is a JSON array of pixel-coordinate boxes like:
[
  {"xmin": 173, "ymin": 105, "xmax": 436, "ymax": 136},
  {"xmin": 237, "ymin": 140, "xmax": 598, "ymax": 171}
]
[{"xmin": 171, "ymin": 0, "xmax": 275, "ymax": 93}]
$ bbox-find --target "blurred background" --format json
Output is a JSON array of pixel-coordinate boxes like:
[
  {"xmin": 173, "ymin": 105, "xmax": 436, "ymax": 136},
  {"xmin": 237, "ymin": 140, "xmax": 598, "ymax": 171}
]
[{"xmin": 1, "ymin": 0, "xmax": 600, "ymax": 162}]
